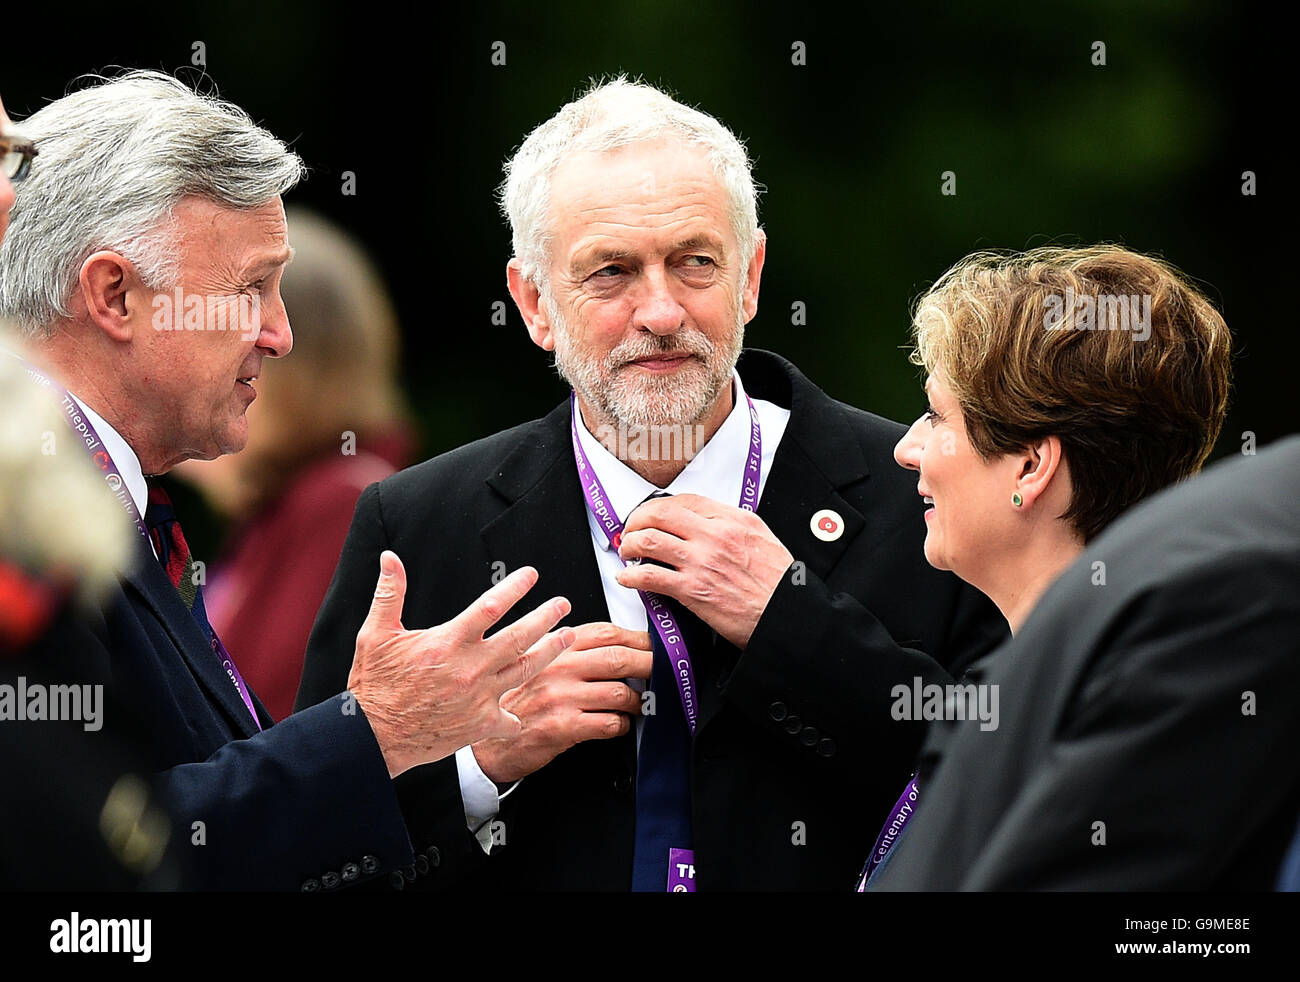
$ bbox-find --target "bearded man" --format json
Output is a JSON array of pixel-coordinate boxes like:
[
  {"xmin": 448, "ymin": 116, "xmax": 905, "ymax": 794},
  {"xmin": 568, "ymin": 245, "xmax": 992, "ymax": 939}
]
[{"xmin": 296, "ymin": 78, "xmax": 1007, "ymax": 891}]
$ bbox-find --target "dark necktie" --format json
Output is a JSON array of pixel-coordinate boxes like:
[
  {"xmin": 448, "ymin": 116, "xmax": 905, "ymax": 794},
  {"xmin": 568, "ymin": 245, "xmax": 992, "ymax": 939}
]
[
  {"xmin": 630, "ymin": 491, "xmax": 712, "ymax": 891},
  {"xmin": 144, "ymin": 484, "xmax": 246, "ymax": 707}
]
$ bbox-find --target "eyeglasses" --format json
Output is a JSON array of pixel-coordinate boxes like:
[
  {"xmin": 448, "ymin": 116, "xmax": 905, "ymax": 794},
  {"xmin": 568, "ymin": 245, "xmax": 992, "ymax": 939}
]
[{"xmin": 0, "ymin": 133, "xmax": 38, "ymax": 181}]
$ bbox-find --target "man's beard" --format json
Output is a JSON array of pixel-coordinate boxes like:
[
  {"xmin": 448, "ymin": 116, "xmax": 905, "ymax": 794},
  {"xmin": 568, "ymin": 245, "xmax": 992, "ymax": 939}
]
[{"xmin": 547, "ymin": 296, "xmax": 745, "ymax": 430}]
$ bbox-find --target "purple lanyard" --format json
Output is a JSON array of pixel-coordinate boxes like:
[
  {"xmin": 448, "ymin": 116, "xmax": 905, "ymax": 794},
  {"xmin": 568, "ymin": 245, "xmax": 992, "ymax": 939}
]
[
  {"xmin": 17, "ymin": 359, "xmax": 149, "ymax": 543},
  {"xmin": 570, "ymin": 391, "xmax": 762, "ymax": 733},
  {"xmin": 211, "ymin": 634, "xmax": 262, "ymax": 731},
  {"xmin": 856, "ymin": 776, "xmax": 920, "ymax": 890},
  {"xmin": 16, "ymin": 356, "xmax": 262, "ymax": 731}
]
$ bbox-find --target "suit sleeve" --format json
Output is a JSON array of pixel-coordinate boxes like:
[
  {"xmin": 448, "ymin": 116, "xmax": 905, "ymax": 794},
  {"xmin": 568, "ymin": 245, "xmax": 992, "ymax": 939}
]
[
  {"xmin": 295, "ymin": 481, "xmax": 490, "ymax": 890},
  {"xmin": 157, "ymin": 694, "xmax": 415, "ymax": 890},
  {"xmin": 961, "ymin": 553, "xmax": 1300, "ymax": 890},
  {"xmin": 721, "ymin": 566, "xmax": 1006, "ymax": 769}
]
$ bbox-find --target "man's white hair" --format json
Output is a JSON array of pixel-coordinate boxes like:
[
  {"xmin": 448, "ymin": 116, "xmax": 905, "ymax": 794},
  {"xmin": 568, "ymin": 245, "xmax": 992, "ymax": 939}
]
[
  {"xmin": 0, "ymin": 70, "xmax": 306, "ymax": 338},
  {"xmin": 499, "ymin": 76, "xmax": 761, "ymax": 293}
]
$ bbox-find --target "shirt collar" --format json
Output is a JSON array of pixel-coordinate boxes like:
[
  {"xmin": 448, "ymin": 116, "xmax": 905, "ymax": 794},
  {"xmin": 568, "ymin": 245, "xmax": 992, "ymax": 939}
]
[
  {"xmin": 72, "ymin": 395, "xmax": 149, "ymax": 520},
  {"xmin": 574, "ymin": 368, "xmax": 755, "ymax": 550}
]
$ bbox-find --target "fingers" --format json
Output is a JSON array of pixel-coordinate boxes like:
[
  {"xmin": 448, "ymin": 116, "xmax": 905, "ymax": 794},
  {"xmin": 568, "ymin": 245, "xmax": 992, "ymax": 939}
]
[
  {"xmin": 452, "ymin": 565, "xmax": 541, "ymax": 639},
  {"xmin": 615, "ymin": 561, "xmax": 683, "ymax": 600},
  {"xmin": 496, "ymin": 625, "xmax": 576, "ymax": 690},
  {"xmin": 569, "ymin": 643, "xmax": 654, "ymax": 682},
  {"xmin": 567, "ymin": 622, "xmax": 653, "ymax": 653},
  {"xmin": 617, "ymin": 527, "xmax": 692, "ymax": 568},
  {"xmin": 488, "ymin": 596, "xmax": 572, "ymax": 669},
  {"xmin": 622, "ymin": 495, "xmax": 720, "ymax": 536},
  {"xmin": 582, "ymin": 681, "xmax": 643, "ymax": 715},
  {"xmin": 360, "ymin": 550, "xmax": 408, "ymax": 636},
  {"xmin": 572, "ymin": 712, "xmax": 633, "ymax": 742}
]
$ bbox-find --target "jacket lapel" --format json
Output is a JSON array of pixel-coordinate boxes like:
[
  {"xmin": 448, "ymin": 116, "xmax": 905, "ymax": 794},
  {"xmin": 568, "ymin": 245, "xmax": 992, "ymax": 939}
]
[
  {"xmin": 479, "ymin": 401, "xmax": 613, "ymax": 636},
  {"xmin": 740, "ymin": 349, "xmax": 871, "ymax": 586},
  {"xmin": 478, "ymin": 400, "xmax": 635, "ymax": 770},
  {"xmin": 697, "ymin": 350, "xmax": 873, "ymax": 730},
  {"xmin": 120, "ymin": 536, "xmax": 263, "ymax": 738}
]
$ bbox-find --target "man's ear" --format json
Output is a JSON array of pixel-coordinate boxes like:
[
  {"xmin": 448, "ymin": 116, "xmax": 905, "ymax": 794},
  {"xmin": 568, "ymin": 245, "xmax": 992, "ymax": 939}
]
[
  {"xmin": 1015, "ymin": 435, "xmax": 1067, "ymax": 508},
  {"xmin": 507, "ymin": 258, "xmax": 555, "ymax": 352},
  {"xmin": 740, "ymin": 229, "xmax": 766, "ymax": 324},
  {"xmin": 78, "ymin": 251, "xmax": 148, "ymax": 343}
]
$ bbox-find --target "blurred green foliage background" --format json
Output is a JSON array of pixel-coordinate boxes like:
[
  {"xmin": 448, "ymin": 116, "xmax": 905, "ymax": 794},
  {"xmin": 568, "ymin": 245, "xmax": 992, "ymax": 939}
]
[{"xmin": 6, "ymin": 2, "xmax": 1289, "ymax": 552}]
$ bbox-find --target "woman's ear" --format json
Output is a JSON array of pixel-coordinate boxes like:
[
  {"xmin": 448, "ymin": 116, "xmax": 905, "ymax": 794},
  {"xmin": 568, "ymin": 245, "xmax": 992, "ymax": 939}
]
[{"xmin": 1015, "ymin": 435, "xmax": 1066, "ymax": 507}]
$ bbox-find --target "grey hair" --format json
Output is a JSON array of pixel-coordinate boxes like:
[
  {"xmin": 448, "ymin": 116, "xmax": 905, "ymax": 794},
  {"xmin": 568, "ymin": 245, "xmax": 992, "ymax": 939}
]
[
  {"xmin": 499, "ymin": 75, "xmax": 761, "ymax": 293},
  {"xmin": 0, "ymin": 70, "xmax": 306, "ymax": 337}
]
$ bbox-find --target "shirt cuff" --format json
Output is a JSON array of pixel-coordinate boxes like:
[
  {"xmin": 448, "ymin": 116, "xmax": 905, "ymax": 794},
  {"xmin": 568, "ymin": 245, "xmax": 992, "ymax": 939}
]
[{"xmin": 455, "ymin": 745, "xmax": 501, "ymax": 854}]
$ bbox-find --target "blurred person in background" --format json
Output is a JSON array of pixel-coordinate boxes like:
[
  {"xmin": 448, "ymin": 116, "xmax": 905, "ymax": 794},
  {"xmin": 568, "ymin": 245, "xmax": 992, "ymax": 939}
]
[{"xmin": 176, "ymin": 206, "xmax": 417, "ymax": 721}]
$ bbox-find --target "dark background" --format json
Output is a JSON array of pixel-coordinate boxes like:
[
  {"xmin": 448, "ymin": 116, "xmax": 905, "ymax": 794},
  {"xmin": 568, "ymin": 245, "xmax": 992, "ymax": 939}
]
[{"xmin": 6, "ymin": 1, "xmax": 1291, "ymax": 550}]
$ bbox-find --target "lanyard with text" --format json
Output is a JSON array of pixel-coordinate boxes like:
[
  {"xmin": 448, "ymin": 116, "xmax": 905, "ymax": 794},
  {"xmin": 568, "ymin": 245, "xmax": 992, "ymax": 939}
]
[
  {"xmin": 856, "ymin": 775, "xmax": 920, "ymax": 890},
  {"xmin": 15, "ymin": 356, "xmax": 150, "ymax": 544},
  {"xmin": 15, "ymin": 355, "xmax": 262, "ymax": 731},
  {"xmin": 570, "ymin": 391, "xmax": 763, "ymax": 734}
]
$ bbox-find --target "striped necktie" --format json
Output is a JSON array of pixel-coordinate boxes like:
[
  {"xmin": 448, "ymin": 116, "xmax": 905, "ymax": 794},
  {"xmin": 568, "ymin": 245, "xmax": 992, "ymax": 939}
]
[
  {"xmin": 144, "ymin": 483, "xmax": 259, "ymax": 730},
  {"xmin": 144, "ymin": 483, "xmax": 213, "ymax": 636}
]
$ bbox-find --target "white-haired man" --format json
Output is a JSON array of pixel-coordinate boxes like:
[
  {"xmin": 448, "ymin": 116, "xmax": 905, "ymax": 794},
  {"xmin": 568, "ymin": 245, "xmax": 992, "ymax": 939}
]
[
  {"xmin": 1, "ymin": 71, "xmax": 575, "ymax": 890},
  {"xmin": 298, "ymin": 78, "xmax": 1008, "ymax": 890}
]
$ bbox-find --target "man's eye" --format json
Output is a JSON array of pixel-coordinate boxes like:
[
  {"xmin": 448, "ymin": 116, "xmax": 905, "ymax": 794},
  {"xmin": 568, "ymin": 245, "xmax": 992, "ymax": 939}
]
[
  {"xmin": 592, "ymin": 265, "xmax": 624, "ymax": 278},
  {"xmin": 682, "ymin": 255, "xmax": 715, "ymax": 268}
]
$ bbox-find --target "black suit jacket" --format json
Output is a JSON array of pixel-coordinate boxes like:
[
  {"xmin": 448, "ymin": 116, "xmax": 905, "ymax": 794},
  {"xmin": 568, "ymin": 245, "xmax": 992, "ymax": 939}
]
[
  {"xmin": 297, "ymin": 349, "xmax": 1008, "ymax": 890},
  {"xmin": 870, "ymin": 436, "xmax": 1300, "ymax": 891},
  {"xmin": 73, "ymin": 521, "xmax": 416, "ymax": 891}
]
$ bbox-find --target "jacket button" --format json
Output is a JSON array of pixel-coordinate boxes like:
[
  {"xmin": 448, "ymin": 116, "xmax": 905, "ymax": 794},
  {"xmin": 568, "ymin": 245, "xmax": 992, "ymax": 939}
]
[
  {"xmin": 341, "ymin": 862, "xmax": 361, "ymax": 882},
  {"xmin": 321, "ymin": 871, "xmax": 341, "ymax": 890},
  {"xmin": 769, "ymin": 701, "xmax": 788, "ymax": 722},
  {"xmin": 817, "ymin": 737, "xmax": 837, "ymax": 758},
  {"xmin": 426, "ymin": 846, "xmax": 441, "ymax": 868},
  {"xmin": 360, "ymin": 855, "xmax": 379, "ymax": 875},
  {"xmin": 389, "ymin": 871, "xmax": 406, "ymax": 890},
  {"xmin": 415, "ymin": 855, "xmax": 430, "ymax": 875},
  {"xmin": 301, "ymin": 878, "xmax": 320, "ymax": 892},
  {"xmin": 402, "ymin": 863, "xmax": 417, "ymax": 882},
  {"xmin": 799, "ymin": 726, "xmax": 819, "ymax": 747},
  {"xmin": 783, "ymin": 715, "xmax": 802, "ymax": 735},
  {"xmin": 613, "ymin": 770, "xmax": 632, "ymax": 792}
]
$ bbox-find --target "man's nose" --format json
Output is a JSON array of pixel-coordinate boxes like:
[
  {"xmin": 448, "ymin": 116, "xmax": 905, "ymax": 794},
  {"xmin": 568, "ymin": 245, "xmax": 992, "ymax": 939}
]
[
  {"xmin": 256, "ymin": 290, "xmax": 293, "ymax": 358},
  {"xmin": 632, "ymin": 264, "xmax": 686, "ymax": 335},
  {"xmin": 894, "ymin": 415, "xmax": 925, "ymax": 471}
]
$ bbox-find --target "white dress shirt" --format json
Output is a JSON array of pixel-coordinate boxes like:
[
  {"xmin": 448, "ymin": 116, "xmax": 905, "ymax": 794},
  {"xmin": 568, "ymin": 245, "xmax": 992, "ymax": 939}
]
[
  {"xmin": 457, "ymin": 369, "xmax": 791, "ymax": 850},
  {"xmin": 74, "ymin": 396, "xmax": 151, "ymax": 528}
]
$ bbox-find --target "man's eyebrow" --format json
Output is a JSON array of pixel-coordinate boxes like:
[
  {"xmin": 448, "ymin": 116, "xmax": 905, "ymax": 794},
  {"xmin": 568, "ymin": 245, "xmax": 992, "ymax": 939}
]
[
  {"xmin": 671, "ymin": 233, "xmax": 726, "ymax": 254},
  {"xmin": 570, "ymin": 246, "xmax": 634, "ymax": 275},
  {"xmin": 243, "ymin": 245, "xmax": 296, "ymax": 277}
]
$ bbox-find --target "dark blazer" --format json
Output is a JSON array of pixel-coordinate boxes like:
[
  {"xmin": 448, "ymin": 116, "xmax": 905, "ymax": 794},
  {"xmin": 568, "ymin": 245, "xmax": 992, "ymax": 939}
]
[
  {"xmin": 870, "ymin": 436, "xmax": 1300, "ymax": 891},
  {"xmin": 2, "ymin": 604, "xmax": 186, "ymax": 890},
  {"xmin": 72, "ymin": 523, "xmax": 416, "ymax": 891},
  {"xmin": 296, "ymin": 349, "xmax": 1008, "ymax": 890}
]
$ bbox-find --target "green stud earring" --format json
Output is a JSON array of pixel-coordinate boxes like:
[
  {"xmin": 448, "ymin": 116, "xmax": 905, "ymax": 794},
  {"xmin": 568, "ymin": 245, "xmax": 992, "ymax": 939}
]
[{"xmin": 1011, "ymin": 492, "xmax": 1023, "ymax": 507}]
